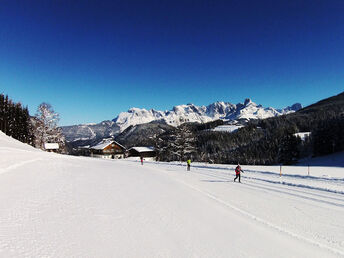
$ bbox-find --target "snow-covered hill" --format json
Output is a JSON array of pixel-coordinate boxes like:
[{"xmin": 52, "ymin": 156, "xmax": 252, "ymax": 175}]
[
  {"xmin": 1, "ymin": 131, "xmax": 344, "ymax": 257},
  {"xmin": 62, "ymin": 99, "xmax": 301, "ymax": 142}
]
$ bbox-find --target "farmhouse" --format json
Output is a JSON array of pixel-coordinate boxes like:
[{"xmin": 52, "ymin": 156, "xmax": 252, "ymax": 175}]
[
  {"xmin": 90, "ymin": 139, "xmax": 126, "ymax": 159},
  {"xmin": 128, "ymin": 146, "xmax": 156, "ymax": 158}
]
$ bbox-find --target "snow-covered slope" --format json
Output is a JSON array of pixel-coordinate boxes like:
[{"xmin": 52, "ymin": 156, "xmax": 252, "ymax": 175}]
[
  {"xmin": 0, "ymin": 131, "xmax": 343, "ymax": 257},
  {"xmin": 297, "ymin": 151, "xmax": 344, "ymax": 167},
  {"xmin": 0, "ymin": 131, "xmax": 38, "ymax": 151},
  {"xmin": 113, "ymin": 99, "xmax": 302, "ymax": 132}
]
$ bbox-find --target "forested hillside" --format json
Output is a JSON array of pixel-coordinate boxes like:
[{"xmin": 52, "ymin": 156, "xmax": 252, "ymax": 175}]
[
  {"xmin": 0, "ymin": 94, "xmax": 34, "ymax": 144},
  {"xmin": 0, "ymin": 94, "xmax": 66, "ymax": 152},
  {"xmin": 154, "ymin": 92, "xmax": 344, "ymax": 165}
]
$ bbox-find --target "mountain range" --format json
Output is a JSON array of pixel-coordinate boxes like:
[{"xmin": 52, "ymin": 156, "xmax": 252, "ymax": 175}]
[{"xmin": 61, "ymin": 99, "xmax": 302, "ymax": 143}]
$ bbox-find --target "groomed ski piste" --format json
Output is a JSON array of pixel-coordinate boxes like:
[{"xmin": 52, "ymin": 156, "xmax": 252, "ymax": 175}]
[{"xmin": 1, "ymin": 131, "xmax": 343, "ymax": 257}]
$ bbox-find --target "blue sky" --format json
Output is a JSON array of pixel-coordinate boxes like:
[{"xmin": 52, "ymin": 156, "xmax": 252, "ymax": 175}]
[{"xmin": 1, "ymin": 0, "xmax": 343, "ymax": 126}]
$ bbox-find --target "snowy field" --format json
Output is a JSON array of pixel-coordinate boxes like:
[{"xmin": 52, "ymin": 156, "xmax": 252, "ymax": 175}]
[{"xmin": 0, "ymin": 132, "xmax": 344, "ymax": 257}]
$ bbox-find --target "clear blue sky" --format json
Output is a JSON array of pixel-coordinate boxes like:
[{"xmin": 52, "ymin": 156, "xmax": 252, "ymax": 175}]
[{"xmin": 1, "ymin": 0, "xmax": 343, "ymax": 126}]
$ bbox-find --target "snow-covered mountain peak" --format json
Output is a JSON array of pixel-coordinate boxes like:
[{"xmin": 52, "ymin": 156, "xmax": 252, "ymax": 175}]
[
  {"xmin": 62, "ymin": 99, "xmax": 302, "ymax": 142},
  {"xmin": 111, "ymin": 99, "xmax": 302, "ymax": 132},
  {"xmin": 289, "ymin": 103, "xmax": 302, "ymax": 111},
  {"xmin": 244, "ymin": 98, "xmax": 255, "ymax": 106},
  {"xmin": 127, "ymin": 107, "xmax": 149, "ymax": 113}
]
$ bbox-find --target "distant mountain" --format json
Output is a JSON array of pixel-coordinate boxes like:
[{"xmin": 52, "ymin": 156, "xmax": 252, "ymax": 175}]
[
  {"xmin": 61, "ymin": 99, "xmax": 302, "ymax": 143},
  {"xmin": 115, "ymin": 121, "xmax": 174, "ymax": 148},
  {"xmin": 62, "ymin": 121, "xmax": 120, "ymax": 142},
  {"xmin": 113, "ymin": 99, "xmax": 301, "ymax": 132},
  {"xmin": 192, "ymin": 91, "xmax": 344, "ymax": 165}
]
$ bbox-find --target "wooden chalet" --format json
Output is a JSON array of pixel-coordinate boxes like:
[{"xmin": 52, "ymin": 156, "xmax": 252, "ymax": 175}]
[{"xmin": 90, "ymin": 139, "xmax": 126, "ymax": 159}]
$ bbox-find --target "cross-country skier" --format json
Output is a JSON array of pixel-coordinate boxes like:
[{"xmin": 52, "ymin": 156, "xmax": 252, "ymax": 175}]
[
  {"xmin": 234, "ymin": 164, "xmax": 244, "ymax": 183},
  {"xmin": 140, "ymin": 156, "xmax": 143, "ymax": 165},
  {"xmin": 187, "ymin": 159, "xmax": 191, "ymax": 171}
]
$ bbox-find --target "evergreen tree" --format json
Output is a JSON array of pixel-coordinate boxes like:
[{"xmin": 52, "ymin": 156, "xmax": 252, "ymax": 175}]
[
  {"xmin": 0, "ymin": 94, "xmax": 34, "ymax": 145},
  {"xmin": 278, "ymin": 134, "xmax": 301, "ymax": 165},
  {"xmin": 170, "ymin": 124, "xmax": 196, "ymax": 161},
  {"xmin": 0, "ymin": 94, "xmax": 4, "ymax": 132}
]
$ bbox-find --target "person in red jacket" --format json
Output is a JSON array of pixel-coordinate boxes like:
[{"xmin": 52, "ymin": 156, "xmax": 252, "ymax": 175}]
[{"xmin": 234, "ymin": 164, "xmax": 244, "ymax": 183}]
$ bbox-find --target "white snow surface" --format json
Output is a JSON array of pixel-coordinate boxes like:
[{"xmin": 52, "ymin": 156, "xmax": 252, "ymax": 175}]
[
  {"xmin": 298, "ymin": 151, "xmax": 344, "ymax": 167},
  {"xmin": 1, "ymin": 131, "xmax": 344, "ymax": 257}
]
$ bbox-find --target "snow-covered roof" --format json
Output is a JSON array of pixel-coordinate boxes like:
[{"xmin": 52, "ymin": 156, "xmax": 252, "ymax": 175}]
[
  {"xmin": 44, "ymin": 143, "xmax": 59, "ymax": 150},
  {"xmin": 212, "ymin": 125, "xmax": 244, "ymax": 133},
  {"xmin": 294, "ymin": 132, "xmax": 311, "ymax": 141},
  {"xmin": 77, "ymin": 145, "xmax": 90, "ymax": 149},
  {"xmin": 90, "ymin": 140, "xmax": 125, "ymax": 150},
  {"xmin": 129, "ymin": 146, "xmax": 155, "ymax": 153}
]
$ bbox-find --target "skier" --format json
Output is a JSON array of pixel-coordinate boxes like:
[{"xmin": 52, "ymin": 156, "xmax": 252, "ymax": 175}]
[
  {"xmin": 234, "ymin": 164, "xmax": 244, "ymax": 183},
  {"xmin": 140, "ymin": 156, "xmax": 143, "ymax": 165},
  {"xmin": 187, "ymin": 159, "xmax": 191, "ymax": 171}
]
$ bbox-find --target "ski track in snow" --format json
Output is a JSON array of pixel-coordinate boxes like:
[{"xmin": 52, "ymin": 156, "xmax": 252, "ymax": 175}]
[
  {"xmin": 192, "ymin": 167, "xmax": 344, "ymax": 205},
  {"xmin": 183, "ymin": 180, "xmax": 344, "ymax": 257},
  {"xmin": 133, "ymin": 160, "xmax": 344, "ymax": 257},
  {"xmin": 149, "ymin": 161, "xmax": 344, "ymax": 194},
  {"xmin": 178, "ymin": 164, "xmax": 344, "ymax": 215},
  {"xmin": 0, "ymin": 158, "xmax": 44, "ymax": 175},
  {"xmin": 144, "ymin": 163, "xmax": 344, "ymax": 257}
]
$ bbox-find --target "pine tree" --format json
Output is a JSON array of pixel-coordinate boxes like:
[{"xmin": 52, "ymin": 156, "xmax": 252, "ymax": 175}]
[
  {"xmin": 0, "ymin": 94, "xmax": 33, "ymax": 145},
  {"xmin": 167, "ymin": 124, "xmax": 197, "ymax": 161},
  {"xmin": 3, "ymin": 95, "xmax": 9, "ymax": 134},
  {"xmin": 278, "ymin": 134, "xmax": 301, "ymax": 165},
  {"xmin": 0, "ymin": 94, "xmax": 4, "ymax": 132}
]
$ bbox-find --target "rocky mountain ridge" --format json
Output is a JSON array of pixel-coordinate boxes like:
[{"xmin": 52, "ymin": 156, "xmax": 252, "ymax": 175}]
[{"xmin": 62, "ymin": 99, "xmax": 302, "ymax": 143}]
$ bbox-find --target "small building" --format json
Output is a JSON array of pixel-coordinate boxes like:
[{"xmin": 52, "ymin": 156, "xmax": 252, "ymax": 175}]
[
  {"xmin": 294, "ymin": 132, "xmax": 311, "ymax": 141},
  {"xmin": 74, "ymin": 145, "xmax": 91, "ymax": 156},
  {"xmin": 128, "ymin": 146, "xmax": 156, "ymax": 158},
  {"xmin": 44, "ymin": 143, "xmax": 59, "ymax": 152},
  {"xmin": 90, "ymin": 139, "xmax": 126, "ymax": 159}
]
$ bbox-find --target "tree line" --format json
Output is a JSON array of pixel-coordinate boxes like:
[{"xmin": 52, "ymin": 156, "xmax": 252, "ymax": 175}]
[
  {"xmin": 0, "ymin": 94, "xmax": 34, "ymax": 144},
  {"xmin": 0, "ymin": 94, "xmax": 65, "ymax": 152},
  {"xmin": 153, "ymin": 114, "xmax": 343, "ymax": 165},
  {"xmin": 153, "ymin": 92, "xmax": 344, "ymax": 165}
]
